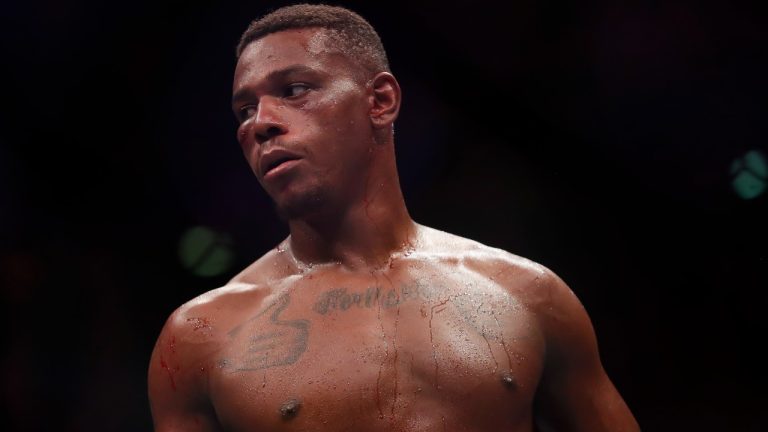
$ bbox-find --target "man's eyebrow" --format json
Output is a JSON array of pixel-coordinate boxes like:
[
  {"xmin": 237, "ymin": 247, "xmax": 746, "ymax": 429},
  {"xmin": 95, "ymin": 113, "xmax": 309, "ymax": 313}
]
[{"xmin": 232, "ymin": 64, "xmax": 318, "ymax": 106}]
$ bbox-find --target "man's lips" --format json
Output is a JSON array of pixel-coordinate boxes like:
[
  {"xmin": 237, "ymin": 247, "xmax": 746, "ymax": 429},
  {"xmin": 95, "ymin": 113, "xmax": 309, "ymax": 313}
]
[
  {"xmin": 259, "ymin": 148, "xmax": 302, "ymax": 179},
  {"xmin": 264, "ymin": 159, "xmax": 301, "ymax": 180}
]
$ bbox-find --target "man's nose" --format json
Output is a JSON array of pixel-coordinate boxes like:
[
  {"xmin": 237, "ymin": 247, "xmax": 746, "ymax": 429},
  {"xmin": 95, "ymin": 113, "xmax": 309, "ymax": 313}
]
[{"xmin": 252, "ymin": 96, "xmax": 287, "ymax": 144}]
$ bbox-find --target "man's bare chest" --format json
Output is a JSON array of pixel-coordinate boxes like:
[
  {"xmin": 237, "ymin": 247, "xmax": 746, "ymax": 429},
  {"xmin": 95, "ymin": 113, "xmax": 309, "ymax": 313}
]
[{"xmin": 208, "ymin": 267, "xmax": 545, "ymax": 431}]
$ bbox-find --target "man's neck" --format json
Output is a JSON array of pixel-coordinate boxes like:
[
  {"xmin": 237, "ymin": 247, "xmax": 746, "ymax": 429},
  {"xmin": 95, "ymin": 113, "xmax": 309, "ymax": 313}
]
[{"xmin": 286, "ymin": 177, "xmax": 417, "ymax": 271}]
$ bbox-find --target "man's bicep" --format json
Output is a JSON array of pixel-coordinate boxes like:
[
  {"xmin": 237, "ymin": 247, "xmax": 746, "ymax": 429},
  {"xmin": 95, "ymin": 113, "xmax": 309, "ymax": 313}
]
[
  {"xmin": 533, "ymin": 272, "xmax": 639, "ymax": 432},
  {"xmin": 148, "ymin": 315, "xmax": 222, "ymax": 432},
  {"xmin": 149, "ymin": 376, "xmax": 221, "ymax": 431}
]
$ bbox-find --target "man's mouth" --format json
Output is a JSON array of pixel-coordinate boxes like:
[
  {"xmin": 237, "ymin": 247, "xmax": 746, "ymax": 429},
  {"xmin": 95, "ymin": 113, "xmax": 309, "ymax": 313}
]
[
  {"xmin": 260, "ymin": 149, "xmax": 302, "ymax": 178},
  {"xmin": 265, "ymin": 158, "xmax": 301, "ymax": 178}
]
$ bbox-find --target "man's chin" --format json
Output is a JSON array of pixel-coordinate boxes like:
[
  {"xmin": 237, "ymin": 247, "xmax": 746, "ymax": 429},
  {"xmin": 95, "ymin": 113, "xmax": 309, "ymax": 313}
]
[{"xmin": 273, "ymin": 189, "xmax": 328, "ymax": 221}]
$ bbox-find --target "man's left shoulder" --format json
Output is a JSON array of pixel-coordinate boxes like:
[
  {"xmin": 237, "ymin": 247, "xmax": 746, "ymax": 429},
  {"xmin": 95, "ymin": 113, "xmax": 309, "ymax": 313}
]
[{"xmin": 422, "ymin": 226, "xmax": 571, "ymax": 305}]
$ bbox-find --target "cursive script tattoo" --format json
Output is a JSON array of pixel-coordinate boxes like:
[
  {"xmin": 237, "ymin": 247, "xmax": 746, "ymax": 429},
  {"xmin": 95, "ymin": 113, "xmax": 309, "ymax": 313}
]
[
  {"xmin": 313, "ymin": 281, "xmax": 433, "ymax": 315},
  {"xmin": 228, "ymin": 294, "xmax": 309, "ymax": 371}
]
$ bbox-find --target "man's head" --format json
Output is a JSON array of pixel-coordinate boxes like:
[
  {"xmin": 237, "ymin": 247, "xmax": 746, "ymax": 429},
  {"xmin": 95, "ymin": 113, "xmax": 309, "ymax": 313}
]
[
  {"xmin": 232, "ymin": 4, "xmax": 401, "ymax": 221},
  {"xmin": 236, "ymin": 4, "xmax": 390, "ymax": 78}
]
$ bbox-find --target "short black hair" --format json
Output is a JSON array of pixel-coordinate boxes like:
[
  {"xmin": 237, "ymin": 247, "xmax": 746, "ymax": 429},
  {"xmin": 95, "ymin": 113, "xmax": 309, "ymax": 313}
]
[{"xmin": 236, "ymin": 3, "xmax": 390, "ymax": 74}]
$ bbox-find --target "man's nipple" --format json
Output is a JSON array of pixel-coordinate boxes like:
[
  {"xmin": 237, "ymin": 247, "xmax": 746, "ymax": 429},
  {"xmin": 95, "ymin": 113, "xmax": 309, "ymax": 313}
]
[
  {"xmin": 280, "ymin": 398, "xmax": 302, "ymax": 420},
  {"xmin": 501, "ymin": 371, "xmax": 517, "ymax": 390}
]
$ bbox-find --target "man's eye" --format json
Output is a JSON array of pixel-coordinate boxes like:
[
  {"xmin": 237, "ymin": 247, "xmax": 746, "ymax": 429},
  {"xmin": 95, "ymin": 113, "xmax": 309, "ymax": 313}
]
[
  {"xmin": 238, "ymin": 105, "xmax": 257, "ymax": 122},
  {"xmin": 285, "ymin": 84, "xmax": 310, "ymax": 98}
]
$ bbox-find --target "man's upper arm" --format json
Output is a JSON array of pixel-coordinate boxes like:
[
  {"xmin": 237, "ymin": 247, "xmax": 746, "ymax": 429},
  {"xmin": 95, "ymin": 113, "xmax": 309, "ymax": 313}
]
[
  {"xmin": 530, "ymin": 269, "xmax": 639, "ymax": 432},
  {"xmin": 148, "ymin": 309, "xmax": 222, "ymax": 432}
]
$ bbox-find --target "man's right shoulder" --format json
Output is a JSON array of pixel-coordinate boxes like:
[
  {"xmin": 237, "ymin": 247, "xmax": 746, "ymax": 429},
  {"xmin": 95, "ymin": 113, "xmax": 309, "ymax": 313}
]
[
  {"xmin": 176, "ymin": 281, "xmax": 267, "ymax": 319},
  {"xmin": 149, "ymin": 281, "xmax": 274, "ymax": 417},
  {"xmin": 156, "ymin": 282, "xmax": 267, "ymax": 349},
  {"xmin": 163, "ymin": 243, "xmax": 290, "ymax": 333}
]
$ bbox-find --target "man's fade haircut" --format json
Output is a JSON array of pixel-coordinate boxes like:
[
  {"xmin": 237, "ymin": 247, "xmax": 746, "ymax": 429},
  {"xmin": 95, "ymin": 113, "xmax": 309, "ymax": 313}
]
[{"xmin": 236, "ymin": 4, "xmax": 391, "ymax": 75}]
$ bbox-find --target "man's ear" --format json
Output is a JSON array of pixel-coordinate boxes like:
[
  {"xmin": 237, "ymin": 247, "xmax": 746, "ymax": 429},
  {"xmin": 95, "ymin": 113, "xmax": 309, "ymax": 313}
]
[{"xmin": 368, "ymin": 72, "xmax": 401, "ymax": 129}]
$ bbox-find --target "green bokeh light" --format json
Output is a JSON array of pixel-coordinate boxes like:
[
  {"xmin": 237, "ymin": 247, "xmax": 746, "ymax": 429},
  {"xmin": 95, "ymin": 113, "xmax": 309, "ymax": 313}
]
[
  {"xmin": 730, "ymin": 150, "xmax": 767, "ymax": 200},
  {"xmin": 178, "ymin": 226, "xmax": 235, "ymax": 277}
]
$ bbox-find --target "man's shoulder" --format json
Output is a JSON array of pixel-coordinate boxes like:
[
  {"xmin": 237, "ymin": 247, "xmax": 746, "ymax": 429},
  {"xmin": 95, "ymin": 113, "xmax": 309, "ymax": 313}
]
[
  {"xmin": 166, "ymin": 242, "xmax": 290, "ymax": 330},
  {"xmin": 417, "ymin": 225, "xmax": 567, "ymax": 302},
  {"xmin": 179, "ymin": 281, "xmax": 266, "ymax": 315},
  {"xmin": 160, "ymin": 282, "xmax": 266, "ymax": 340},
  {"xmin": 418, "ymin": 225, "xmax": 548, "ymax": 277},
  {"xmin": 420, "ymin": 226, "xmax": 586, "ymax": 342}
]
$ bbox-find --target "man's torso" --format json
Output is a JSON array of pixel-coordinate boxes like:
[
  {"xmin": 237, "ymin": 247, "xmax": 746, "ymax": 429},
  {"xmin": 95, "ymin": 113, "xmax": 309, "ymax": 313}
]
[{"xmin": 167, "ymin": 228, "xmax": 548, "ymax": 431}]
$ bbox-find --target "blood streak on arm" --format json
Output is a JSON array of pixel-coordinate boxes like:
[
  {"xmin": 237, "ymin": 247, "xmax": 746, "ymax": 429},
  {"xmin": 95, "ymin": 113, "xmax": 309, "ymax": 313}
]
[
  {"xmin": 159, "ymin": 335, "xmax": 180, "ymax": 391},
  {"xmin": 159, "ymin": 354, "xmax": 178, "ymax": 390}
]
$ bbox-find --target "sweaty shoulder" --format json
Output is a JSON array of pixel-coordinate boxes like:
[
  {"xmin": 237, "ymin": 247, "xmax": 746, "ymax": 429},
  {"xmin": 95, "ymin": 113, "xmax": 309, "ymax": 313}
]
[
  {"xmin": 172, "ymin": 241, "xmax": 296, "ymax": 324},
  {"xmin": 162, "ymin": 244, "xmax": 293, "ymax": 345},
  {"xmin": 152, "ymin": 283, "xmax": 268, "ymax": 375},
  {"xmin": 416, "ymin": 225, "xmax": 568, "ymax": 308},
  {"xmin": 148, "ymin": 250, "xmax": 288, "ymax": 431},
  {"xmin": 150, "ymin": 246, "xmax": 288, "ymax": 388}
]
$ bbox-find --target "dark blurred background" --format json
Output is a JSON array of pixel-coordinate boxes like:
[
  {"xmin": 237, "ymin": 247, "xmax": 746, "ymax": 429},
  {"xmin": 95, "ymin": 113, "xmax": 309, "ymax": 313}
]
[{"xmin": 2, "ymin": 0, "xmax": 766, "ymax": 430}]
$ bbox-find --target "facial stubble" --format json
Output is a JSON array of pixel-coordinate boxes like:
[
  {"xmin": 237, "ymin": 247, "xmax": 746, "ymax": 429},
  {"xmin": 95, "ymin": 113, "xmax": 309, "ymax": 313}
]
[{"xmin": 273, "ymin": 182, "xmax": 330, "ymax": 221}]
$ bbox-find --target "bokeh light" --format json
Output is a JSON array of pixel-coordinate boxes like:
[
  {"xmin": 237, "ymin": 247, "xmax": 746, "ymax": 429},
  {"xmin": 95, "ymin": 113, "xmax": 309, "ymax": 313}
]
[
  {"xmin": 730, "ymin": 150, "xmax": 767, "ymax": 200},
  {"xmin": 178, "ymin": 226, "xmax": 235, "ymax": 277}
]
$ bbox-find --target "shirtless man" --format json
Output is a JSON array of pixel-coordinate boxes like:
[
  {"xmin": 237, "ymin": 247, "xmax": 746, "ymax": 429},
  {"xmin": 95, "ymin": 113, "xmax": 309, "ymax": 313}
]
[{"xmin": 148, "ymin": 4, "xmax": 639, "ymax": 431}]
